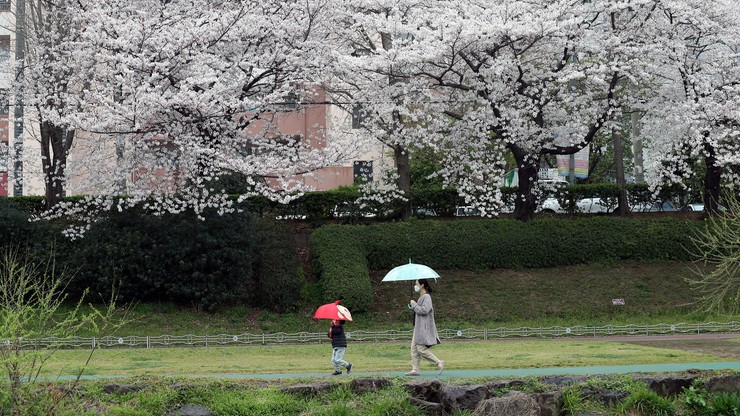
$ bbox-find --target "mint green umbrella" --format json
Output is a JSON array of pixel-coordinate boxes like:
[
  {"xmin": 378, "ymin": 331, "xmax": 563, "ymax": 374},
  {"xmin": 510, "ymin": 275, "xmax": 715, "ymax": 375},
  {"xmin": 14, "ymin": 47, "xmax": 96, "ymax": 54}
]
[{"xmin": 381, "ymin": 261, "xmax": 440, "ymax": 282}]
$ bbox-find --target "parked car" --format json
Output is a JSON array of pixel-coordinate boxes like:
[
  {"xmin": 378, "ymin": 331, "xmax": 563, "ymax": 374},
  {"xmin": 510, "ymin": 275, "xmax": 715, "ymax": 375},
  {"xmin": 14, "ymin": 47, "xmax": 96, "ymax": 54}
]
[
  {"xmin": 630, "ymin": 200, "xmax": 678, "ymax": 212},
  {"xmin": 455, "ymin": 206, "xmax": 482, "ymax": 217},
  {"xmin": 332, "ymin": 204, "xmax": 377, "ymax": 218},
  {"xmin": 413, "ymin": 207, "xmax": 438, "ymax": 217},
  {"xmin": 681, "ymin": 203, "xmax": 726, "ymax": 212},
  {"xmin": 538, "ymin": 197, "xmax": 612, "ymax": 214}
]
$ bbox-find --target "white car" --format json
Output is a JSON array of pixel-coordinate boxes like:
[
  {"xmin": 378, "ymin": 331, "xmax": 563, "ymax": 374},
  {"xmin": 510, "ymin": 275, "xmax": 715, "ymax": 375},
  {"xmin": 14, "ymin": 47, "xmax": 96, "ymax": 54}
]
[
  {"xmin": 681, "ymin": 203, "xmax": 726, "ymax": 212},
  {"xmin": 538, "ymin": 197, "xmax": 612, "ymax": 214}
]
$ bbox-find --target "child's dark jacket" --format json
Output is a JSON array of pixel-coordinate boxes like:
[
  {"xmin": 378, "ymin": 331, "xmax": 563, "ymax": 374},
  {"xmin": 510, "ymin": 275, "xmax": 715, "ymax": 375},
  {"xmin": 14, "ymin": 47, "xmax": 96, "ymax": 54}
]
[{"xmin": 328, "ymin": 324, "xmax": 347, "ymax": 348}]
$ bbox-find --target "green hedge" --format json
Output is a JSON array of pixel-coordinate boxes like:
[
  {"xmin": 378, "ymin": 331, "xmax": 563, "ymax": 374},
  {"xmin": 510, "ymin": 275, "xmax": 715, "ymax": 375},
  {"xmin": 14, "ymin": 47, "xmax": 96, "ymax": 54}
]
[
  {"xmin": 310, "ymin": 226, "xmax": 372, "ymax": 311},
  {"xmin": 310, "ymin": 217, "xmax": 702, "ymax": 312},
  {"xmin": 1, "ymin": 183, "xmax": 698, "ymax": 220},
  {"xmin": 252, "ymin": 218, "xmax": 304, "ymax": 312},
  {"xmin": 0, "ymin": 201, "xmax": 303, "ymax": 312},
  {"xmin": 65, "ymin": 208, "xmax": 259, "ymax": 311}
]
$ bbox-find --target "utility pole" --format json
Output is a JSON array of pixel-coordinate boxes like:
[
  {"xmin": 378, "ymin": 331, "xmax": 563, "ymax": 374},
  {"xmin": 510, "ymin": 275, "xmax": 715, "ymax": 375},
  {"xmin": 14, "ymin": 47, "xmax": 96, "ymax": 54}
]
[{"xmin": 12, "ymin": 0, "xmax": 24, "ymax": 196}]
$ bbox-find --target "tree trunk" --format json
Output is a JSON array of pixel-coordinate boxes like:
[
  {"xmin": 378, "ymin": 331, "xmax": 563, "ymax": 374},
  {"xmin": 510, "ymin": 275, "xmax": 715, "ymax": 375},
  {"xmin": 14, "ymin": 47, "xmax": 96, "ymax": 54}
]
[
  {"xmin": 703, "ymin": 140, "xmax": 721, "ymax": 215},
  {"xmin": 40, "ymin": 120, "xmax": 74, "ymax": 210},
  {"xmin": 394, "ymin": 143, "xmax": 412, "ymax": 220},
  {"xmin": 613, "ymin": 126, "xmax": 629, "ymax": 216},
  {"xmin": 510, "ymin": 145, "xmax": 538, "ymax": 221}
]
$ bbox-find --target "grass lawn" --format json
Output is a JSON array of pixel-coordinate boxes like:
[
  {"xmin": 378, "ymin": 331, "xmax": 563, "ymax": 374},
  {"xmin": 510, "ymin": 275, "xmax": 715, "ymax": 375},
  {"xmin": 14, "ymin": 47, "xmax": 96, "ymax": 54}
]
[
  {"xmin": 94, "ymin": 261, "xmax": 736, "ymax": 337},
  {"xmin": 40, "ymin": 338, "xmax": 731, "ymax": 377}
]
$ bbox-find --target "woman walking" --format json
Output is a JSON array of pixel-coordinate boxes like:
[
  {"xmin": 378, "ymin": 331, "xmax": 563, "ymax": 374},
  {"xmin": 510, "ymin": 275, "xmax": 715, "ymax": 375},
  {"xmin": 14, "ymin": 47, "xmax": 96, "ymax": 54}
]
[{"xmin": 406, "ymin": 278, "xmax": 444, "ymax": 376}]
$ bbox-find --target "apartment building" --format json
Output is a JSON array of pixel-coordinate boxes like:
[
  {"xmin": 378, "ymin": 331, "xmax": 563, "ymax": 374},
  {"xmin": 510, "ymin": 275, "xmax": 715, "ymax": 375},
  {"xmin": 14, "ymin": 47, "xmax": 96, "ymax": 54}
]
[{"xmin": 0, "ymin": 1, "xmax": 12, "ymax": 196}]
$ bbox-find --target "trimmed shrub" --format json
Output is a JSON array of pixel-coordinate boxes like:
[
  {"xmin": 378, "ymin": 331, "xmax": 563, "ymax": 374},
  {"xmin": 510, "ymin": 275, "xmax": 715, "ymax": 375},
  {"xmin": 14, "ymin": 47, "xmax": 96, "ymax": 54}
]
[
  {"xmin": 310, "ymin": 218, "xmax": 702, "ymax": 312},
  {"xmin": 310, "ymin": 225, "xmax": 372, "ymax": 312},
  {"xmin": 252, "ymin": 218, "xmax": 304, "ymax": 312},
  {"xmin": 66, "ymin": 208, "xmax": 258, "ymax": 311}
]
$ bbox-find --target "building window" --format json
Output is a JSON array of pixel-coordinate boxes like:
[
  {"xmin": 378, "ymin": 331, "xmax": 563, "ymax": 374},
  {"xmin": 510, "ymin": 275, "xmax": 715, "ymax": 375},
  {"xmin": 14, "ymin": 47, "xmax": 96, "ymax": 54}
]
[
  {"xmin": 351, "ymin": 105, "xmax": 367, "ymax": 129},
  {"xmin": 0, "ymin": 89, "xmax": 7, "ymax": 115},
  {"xmin": 0, "ymin": 1, "xmax": 10, "ymax": 12},
  {"xmin": 353, "ymin": 160, "xmax": 373, "ymax": 184},
  {"xmin": 0, "ymin": 36, "xmax": 10, "ymax": 62}
]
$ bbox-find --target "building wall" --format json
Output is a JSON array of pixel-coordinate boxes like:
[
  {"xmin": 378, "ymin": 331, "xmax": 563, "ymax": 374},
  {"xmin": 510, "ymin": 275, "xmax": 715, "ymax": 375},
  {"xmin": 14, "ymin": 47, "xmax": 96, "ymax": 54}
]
[{"xmin": 0, "ymin": 4, "xmax": 12, "ymax": 196}]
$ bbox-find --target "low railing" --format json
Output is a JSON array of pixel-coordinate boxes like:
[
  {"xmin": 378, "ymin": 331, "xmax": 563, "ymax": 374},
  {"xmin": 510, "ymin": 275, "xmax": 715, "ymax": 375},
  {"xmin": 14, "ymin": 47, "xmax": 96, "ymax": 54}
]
[{"xmin": 4, "ymin": 321, "xmax": 738, "ymax": 350}]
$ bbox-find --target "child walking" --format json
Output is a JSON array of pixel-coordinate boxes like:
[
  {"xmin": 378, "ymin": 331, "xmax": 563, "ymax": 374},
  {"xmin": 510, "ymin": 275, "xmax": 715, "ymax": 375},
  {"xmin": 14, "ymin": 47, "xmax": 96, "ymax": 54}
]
[{"xmin": 328, "ymin": 319, "xmax": 352, "ymax": 375}]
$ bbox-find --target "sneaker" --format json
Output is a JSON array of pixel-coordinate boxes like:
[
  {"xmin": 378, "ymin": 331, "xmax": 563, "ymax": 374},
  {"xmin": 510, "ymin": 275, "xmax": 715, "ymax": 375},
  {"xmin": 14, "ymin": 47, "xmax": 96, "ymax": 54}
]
[
  {"xmin": 437, "ymin": 360, "xmax": 445, "ymax": 375},
  {"xmin": 331, "ymin": 370, "xmax": 342, "ymax": 376},
  {"xmin": 346, "ymin": 363, "xmax": 352, "ymax": 374},
  {"xmin": 404, "ymin": 371, "xmax": 420, "ymax": 376}
]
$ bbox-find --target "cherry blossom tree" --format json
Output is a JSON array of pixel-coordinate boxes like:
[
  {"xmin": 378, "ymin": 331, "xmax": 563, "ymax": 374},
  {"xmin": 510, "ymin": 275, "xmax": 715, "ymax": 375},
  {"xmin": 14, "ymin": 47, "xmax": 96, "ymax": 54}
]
[
  {"xmin": 322, "ymin": 1, "xmax": 427, "ymax": 219},
  {"xmin": 0, "ymin": 0, "xmax": 88, "ymax": 208},
  {"xmin": 639, "ymin": 0, "xmax": 740, "ymax": 213},
  {"xmin": 338, "ymin": 0, "xmax": 650, "ymax": 220},
  {"xmin": 15, "ymin": 0, "xmax": 363, "ymax": 236}
]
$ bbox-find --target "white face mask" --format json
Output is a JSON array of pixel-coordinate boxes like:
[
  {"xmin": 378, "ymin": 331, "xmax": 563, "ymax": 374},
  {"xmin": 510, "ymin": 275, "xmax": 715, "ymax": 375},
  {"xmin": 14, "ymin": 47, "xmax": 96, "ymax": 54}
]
[{"xmin": 413, "ymin": 285, "xmax": 420, "ymax": 293}]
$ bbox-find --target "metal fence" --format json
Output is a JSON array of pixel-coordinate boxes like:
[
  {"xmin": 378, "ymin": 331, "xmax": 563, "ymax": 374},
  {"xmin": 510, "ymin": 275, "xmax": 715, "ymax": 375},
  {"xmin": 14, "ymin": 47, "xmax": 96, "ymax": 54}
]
[{"xmin": 3, "ymin": 321, "xmax": 739, "ymax": 350}]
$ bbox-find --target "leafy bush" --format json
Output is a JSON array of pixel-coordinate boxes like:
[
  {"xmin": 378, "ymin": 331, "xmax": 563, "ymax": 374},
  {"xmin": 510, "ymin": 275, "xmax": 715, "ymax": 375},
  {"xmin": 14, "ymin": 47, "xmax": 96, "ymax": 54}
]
[
  {"xmin": 707, "ymin": 392, "xmax": 740, "ymax": 416},
  {"xmin": 682, "ymin": 383, "xmax": 710, "ymax": 414},
  {"xmin": 0, "ymin": 200, "xmax": 66, "ymax": 262},
  {"xmin": 310, "ymin": 226, "xmax": 372, "ymax": 312},
  {"xmin": 310, "ymin": 217, "xmax": 699, "ymax": 312},
  {"xmin": 252, "ymin": 218, "xmax": 304, "ymax": 312},
  {"xmin": 66, "ymin": 208, "xmax": 258, "ymax": 312}
]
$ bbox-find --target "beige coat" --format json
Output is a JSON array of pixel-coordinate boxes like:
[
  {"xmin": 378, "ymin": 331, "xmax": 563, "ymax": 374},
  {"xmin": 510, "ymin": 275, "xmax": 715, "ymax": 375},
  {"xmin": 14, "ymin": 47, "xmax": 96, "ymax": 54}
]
[{"xmin": 412, "ymin": 293, "xmax": 441, "ymax": 346}]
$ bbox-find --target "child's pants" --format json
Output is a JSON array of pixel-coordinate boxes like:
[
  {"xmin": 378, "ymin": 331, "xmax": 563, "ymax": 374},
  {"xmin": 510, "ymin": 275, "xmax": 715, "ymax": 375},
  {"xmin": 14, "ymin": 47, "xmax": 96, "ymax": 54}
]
[{"xmin": 332, "ymin": 347, "xmax": 350, "ymax": 372}]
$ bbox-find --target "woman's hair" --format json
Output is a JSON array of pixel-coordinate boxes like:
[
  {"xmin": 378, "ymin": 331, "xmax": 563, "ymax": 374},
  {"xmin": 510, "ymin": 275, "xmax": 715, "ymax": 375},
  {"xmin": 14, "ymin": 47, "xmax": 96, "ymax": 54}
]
[{"xmin": 418, "ymin": 279, "xmax": 433, "ymax": 293}]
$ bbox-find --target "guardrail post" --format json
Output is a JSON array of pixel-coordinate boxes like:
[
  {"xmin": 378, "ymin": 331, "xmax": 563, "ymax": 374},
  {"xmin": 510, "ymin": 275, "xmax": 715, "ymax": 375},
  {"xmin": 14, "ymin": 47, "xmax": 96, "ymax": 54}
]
[
  {"xmin": 146, "ymin": 336, "xmax": 150, "ymax": 349},
  {"xmin": 92, "ymin": 337, "xmax": 96, "ymax": 349}
]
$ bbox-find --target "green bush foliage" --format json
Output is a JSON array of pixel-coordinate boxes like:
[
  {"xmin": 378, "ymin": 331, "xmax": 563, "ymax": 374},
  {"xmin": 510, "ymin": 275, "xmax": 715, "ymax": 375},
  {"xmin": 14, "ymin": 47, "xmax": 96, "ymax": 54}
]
[
  {"xmin": 65, "ymin": 208, "xmax": 258, "ymax": 312},
  {"xmin": 310, "ymin": 225, "xmax": 372, "ymax": 312},
  {"xmin": 252, "ymin": 218, "xmax": 304, "ymax": 312},
  {"xmin": 0, "ymin": 199, "xmax": 69, "ymax": 265},
  {"xmin": 310, "ymin": 217, "xmax": 701, "ymax": 312},
  {"xmin": 707, "ymin": 392, "xmax": 740, "ymax": 416}
]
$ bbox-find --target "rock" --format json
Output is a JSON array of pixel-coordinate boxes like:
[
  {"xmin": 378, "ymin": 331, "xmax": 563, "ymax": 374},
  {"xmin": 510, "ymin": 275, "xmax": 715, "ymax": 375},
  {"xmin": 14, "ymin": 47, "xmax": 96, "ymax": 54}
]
[
  {"xmin": 705, "ymin": 375, "xmax": 740, "ymax": 393},
  {"xmin": 350, "ymin": 378, "xmax": 391, "ymax": 393},
  {"xmin": 541, "ymin": 376, "xmax": 588, "ymax": 387},
  {"xmin": 166, "ymin": 404, "xmax": 214, "ymax": 416},
  {"xmin": 279, "ymin": 383, "xmax": 333, "ymax": 397},
  {"xmin": 440, "ymin": 385, "xmax": 491, "ymax": 412},
  {"xmin": 102, "ymin": 384, "xmax": 147, "ymax": 394},
  {"xmin": 403, "ymin": 379, "xmax": 443, "ymax": 402},
  {"xmin": 409, "ymin": 397, "xmax": 445, "ymax": 416},
  {"xmin": 640, "ymin": 376, "xmax": 695, "ymax": 397},
  {"xmin": 474, "ymin": 391, "xmax": 540, "ymax": 416},
  {"xmin": 487, "ymin": 379, "xmax": 526, "ymax": 391},
  {"xmin": 532, "ymin": 391, "xmax": 563, "ymax": 416},
  {"xmin": 595, "ymin": 390, "xmax": 628, "ymax": 406}
]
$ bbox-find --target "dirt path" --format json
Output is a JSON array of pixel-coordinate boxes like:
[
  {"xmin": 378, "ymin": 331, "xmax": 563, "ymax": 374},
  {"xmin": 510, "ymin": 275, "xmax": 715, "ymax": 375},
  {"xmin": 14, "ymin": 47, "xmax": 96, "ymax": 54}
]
[{"xmin": 617, "ymin": 334, "xmax": 740, "ymax": 361}]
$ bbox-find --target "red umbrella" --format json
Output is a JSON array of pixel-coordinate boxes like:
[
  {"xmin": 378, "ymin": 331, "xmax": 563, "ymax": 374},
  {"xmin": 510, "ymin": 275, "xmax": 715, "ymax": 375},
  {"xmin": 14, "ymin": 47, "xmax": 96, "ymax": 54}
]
[{"xmin": 313, "ymin": 300, "xmax": 353, "ymax": 321}]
